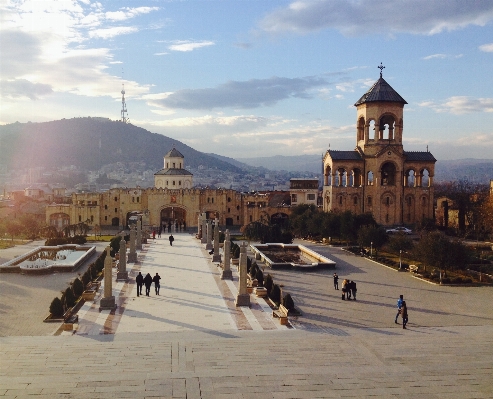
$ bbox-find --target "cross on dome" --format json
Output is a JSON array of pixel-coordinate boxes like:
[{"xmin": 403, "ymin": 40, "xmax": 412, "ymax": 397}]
[{"xmin": 378, "ymin": 62, "xmax": 385, "ymax": 78}]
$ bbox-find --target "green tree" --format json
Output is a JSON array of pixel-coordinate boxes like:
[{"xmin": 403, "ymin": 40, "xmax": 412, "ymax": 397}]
[
  {"xmin": 20, "ymin": 214, "xmax": 41, "ymax": 240},
  {"xmin": 6, "ymin": 219, "xmax": 23, "ymax": 241},
  {"xmin": 387, "ymin": 233, "xmax": 414, "ymax": 255},
  {"xmin": 413, "ymin": 231, "xmax": 470, "ymax": 276},
  {"xmin": 357, "ymin": 225, "xmax": 387, "ymax": 256}
]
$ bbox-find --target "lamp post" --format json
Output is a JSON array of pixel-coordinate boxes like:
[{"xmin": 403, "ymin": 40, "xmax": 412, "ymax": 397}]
[
  {"xmin": 399, "ymin": 250, "xmax": 402, "ymax": 270},
  {"xmin": 370, "ymin": 242, "xmax": 373, "ymax": 258}
]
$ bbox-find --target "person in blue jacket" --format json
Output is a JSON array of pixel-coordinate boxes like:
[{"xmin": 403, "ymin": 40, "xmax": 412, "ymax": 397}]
[{"xmin": 395, "ymin": 294, "xmax": 404, "ymax": 324}]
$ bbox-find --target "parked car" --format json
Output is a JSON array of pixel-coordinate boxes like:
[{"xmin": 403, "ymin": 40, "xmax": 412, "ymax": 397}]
[{"xmin": 386, "ymin": 226, "xmax": 412, "ymax": 235}]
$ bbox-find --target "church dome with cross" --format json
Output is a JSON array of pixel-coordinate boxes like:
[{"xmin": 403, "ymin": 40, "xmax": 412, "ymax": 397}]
[{"xmin": 154, "ymin": 147, "xmax": 193, "ymax": 189}]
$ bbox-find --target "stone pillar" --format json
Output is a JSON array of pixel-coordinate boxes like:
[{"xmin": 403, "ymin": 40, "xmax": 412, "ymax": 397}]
[
  {"xmin": 117, "ymin": 236, "xmax": 128, "ymax": 281},
  {"xmin": 128, "ymin": 226, "xmax": 137, "ymax": 263},
  {"xmin": 205, "ymin": 219, "xmax": 213, "ymax": 250},
  {"xmin": 235, "ymin": 242, "xmax": 250, "ymax": 307},
  {"xmin": 200, "ymin": 213, "xmax": 207, "ymax": 244},
  {"xmin": 212, "ymin": 218, "xmax": 221, "ymax": 262},
  {"xmin": 99, "ymin": 246, "xmax": 116, "ymax": 310},
  {"xmin": 197, "ymin": 214, "xmax": 201, "ymax": 238},
  {"xmin": 221, "ymin": 230, "xmax": 232, "ymax": 280},
  {"xmin": 136, "ymin": 218, "xmax": 142, "ymax": 250}
]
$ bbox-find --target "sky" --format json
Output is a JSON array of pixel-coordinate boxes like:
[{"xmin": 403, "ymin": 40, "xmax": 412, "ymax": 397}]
[{"xmin": 1, "ymin": 0, "xmax": 493, "ymax": 161}]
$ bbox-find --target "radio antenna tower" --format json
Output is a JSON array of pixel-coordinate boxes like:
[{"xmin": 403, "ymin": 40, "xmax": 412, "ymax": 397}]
[{"xmin": 121, "ymin": 83, "xmax": 129, "ymax": 123}]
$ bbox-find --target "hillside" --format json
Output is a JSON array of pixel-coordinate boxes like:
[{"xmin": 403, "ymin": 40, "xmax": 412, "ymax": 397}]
[{"xmin": 0, "ymin": 118, "xmax": 243, "ymax": 173}]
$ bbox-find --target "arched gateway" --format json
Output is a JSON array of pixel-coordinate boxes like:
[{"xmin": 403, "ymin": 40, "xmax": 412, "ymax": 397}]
[{"xmin": 160, "ymin": 206, "xmax": 186, "ymax": 229}]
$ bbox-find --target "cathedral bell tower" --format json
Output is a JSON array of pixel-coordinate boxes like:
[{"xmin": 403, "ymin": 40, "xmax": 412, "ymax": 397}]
[{"xmin": 354, "ymin": 63, "xmax": 407, "ymax": 156}]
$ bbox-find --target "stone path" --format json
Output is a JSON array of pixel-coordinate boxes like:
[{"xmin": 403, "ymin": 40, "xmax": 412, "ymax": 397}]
[{"xmin": 0, "ymin": 235, "xmax": 492, "ymax": 398}]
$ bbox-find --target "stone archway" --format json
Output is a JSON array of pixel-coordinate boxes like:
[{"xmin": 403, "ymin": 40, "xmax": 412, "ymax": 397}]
[
  {"xmin": 49, "ymin": 213, "xmax": 70, "ymax": 230},
  {"xmin": 160, "ymin": 206, "xmax": 186, "ymax": 229}
]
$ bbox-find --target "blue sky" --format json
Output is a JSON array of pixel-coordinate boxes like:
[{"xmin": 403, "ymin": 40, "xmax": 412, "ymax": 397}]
[{"xmin": 1, "ymin": 0, "xmax": 493, "ymax": 160}]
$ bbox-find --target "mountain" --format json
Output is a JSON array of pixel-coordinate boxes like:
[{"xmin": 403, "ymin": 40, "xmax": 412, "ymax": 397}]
[
  {"xmin": 434, "ymin": 159, "xmax": 493, "ymax": 183},
  {"xmin": 236, "ymin": 154, "xmax": 323, "ymax": 174},
  {"xmin": 0, "ymin": 118, "xmax": 243, "ymax": 174}
]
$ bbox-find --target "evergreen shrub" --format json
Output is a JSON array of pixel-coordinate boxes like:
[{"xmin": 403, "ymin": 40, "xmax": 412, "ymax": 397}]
[
  {"xmin": 270, "ymin": 284, "xmax": 281, "ymax": 305},
  {"xmin": 255, "ymin": 269, "xmax": 264, "ymax": 287},
  {"xmin": 64, "ymin": 286, "xmax": 76, "ymax": 309},
  {"xmin": 72, "ymin": 278, "xmax": 84, "ymax": 297},
  {"xmin": 282, "ymin": 293, "xmax": 295, "ymax": 311},
  {"xmin": 49, "ymin": 297, "xmax": 64, "ymax": 317},
  {"xmin": 264, "ymin": 274, "xmax": 273, "ymax": 293}
]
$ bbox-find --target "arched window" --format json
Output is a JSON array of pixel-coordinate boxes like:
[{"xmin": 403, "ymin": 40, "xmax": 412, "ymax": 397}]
[
  {"xmin": 379, "ymin": 114, "xmax": 396, "ymax": 140},
  {"xmin": 421, "ymin": 169, "xmax": 430, "ymax": 187},
  {"xmin": 369, "ymin": 120, "xmax": 376, "ymax": 140},
  {"xmin": 381, "ymin": 162, "xmax": 396, "ymax": 186},
  {"xmin": 357, "ymin": 117, "xmax": 365, "ymax": 141},
  {"xmin": 367, "ymin": 171, "xmax": 374, "ymax": 186}
]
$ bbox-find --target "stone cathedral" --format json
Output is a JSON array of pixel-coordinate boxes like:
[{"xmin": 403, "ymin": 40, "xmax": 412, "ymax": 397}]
[{"xmin": 322, "ymin": 66, "xmax": 436, "ymax": 225}]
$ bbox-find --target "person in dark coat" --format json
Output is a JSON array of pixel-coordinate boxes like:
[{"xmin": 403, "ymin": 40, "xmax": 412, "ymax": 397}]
[
  {"xmin": 143, "ymin": 273, "xmax": 153, "ymax": 296},
  {"xmin": 333, "ymin": 273, "xmax": 339, "ymax": 290},
  {"xmin": 401, "ymin": 301, "xmax": 408, "ymax": 329},
  {"xmin": 136, "ymin": 272, "xmax": 144, "ymax": 296},
  {"xmin": 183, "ymin": 221, "xmax": 186, "ymax": 231},
  {"xmin": 167, "ymin": 223, "xmax": 171, "ymax": 233},
  {"xmin": 350, "ymin": 280, "xmax": 357, "ymax": 300},
  {"xmin": 152, "ymin": 273, "xmax": 161, "ymax": 295},
  {"xmin": 169, "ymin": 234, "xmax": 174, "ymax": 246},
  {"xmin": 158, "ymin": 226, "xmax": 162, "ymax": 238}
]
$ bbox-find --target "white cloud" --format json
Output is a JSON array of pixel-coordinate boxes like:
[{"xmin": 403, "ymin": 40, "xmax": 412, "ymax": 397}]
[
  {"xmin": 89, "ymin": 26, "xmax": 138, "ymax": 39},
  {"xmin": 258, "ymin": 0, "xmax": 493, "ymax": 36},
  {"xmin": 419, "ymin": 96, "xmax": 493, "ymax": 114},
  {"xmin": 105, "ymin": 7, "xmax": 159, "ymax": 21},
  {"xmin": 423, "ymin": 53, "xmax": 463, "ymax": 60},
  {"xmin": 479, "ymin": 43, "xmax": 493, "ymax": 52},
  {"xmin": 154, "ymin": 52, "xmax": 169, "ymax": 56},
  {"xmin": 0, "ymin": 1, "xmax": 157, "ymax": 103},
  {"xmin": 168, "ymin": 40, "xmax": 215, "ymax": 52}
]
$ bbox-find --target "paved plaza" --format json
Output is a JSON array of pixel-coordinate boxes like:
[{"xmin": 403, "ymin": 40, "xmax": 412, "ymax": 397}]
[{"xmin": 1, "ymin": 234, "xmax": 492, "ymax": 398}]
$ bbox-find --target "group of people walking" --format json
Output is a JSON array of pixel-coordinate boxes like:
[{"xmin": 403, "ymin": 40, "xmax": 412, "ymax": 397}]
[
  {"xmin": 135, "ymin": 272, "xmax": 161, "ymax": 296},
  {"xmin": 333, "ymin": 272, "xmax": 409, "ymax": 328},
  {"xmin": 333, "ymin": 273, "xmax": 357, "ymax": 300}
]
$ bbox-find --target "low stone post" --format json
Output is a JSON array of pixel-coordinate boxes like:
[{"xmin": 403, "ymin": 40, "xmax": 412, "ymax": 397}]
[
  {"xmin": 200, "ymin": 213, "xmax": 207, "ymax": 244},
  {"xmin": 221, "ymin": 230, "xmax": 232, "ymax": 280},
  {"xmin": 235, "ymin": 242, "xmax": 250, "ymax": 307},
  {"xmin": 212, "ymin": 218, "xmax": 221, "ymax": 262},
  {"xmin": 197, "ymin": 214, "xmax": 201, "ymax": 238},
  {"xmin": 205, "ymin": 219, "xmax": 213, "ymax": 250},
  {"xmin": 99, "ymin": 246, "xmax": 116, "ymax": 310},
  {"xmin": 136, "ymin": 218, "xmax": 142, "ymax": 250},
  {"xmin": 117, "ymin": 236, "xmax": 128, "ymax": 281},
  {"xmin": 128, "ymin": 226, "xmax": 137, "ymax": 263}
]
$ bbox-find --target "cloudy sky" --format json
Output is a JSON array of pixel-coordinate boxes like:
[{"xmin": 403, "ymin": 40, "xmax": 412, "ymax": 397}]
[{"xmin": 1, "ymin": 0, "xmax": 492, "ymax": 160}]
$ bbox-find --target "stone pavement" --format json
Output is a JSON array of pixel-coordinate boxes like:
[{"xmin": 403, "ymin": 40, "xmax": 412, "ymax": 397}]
[{"xmin": 1, "ymin": 234, "xmax": 492, "ymax": 398}]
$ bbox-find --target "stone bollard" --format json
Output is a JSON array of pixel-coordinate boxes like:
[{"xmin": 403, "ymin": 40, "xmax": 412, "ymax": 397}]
[
  {"xmin": 128, "ymin": 226, "xmax": 137, "ymax": 263},
  {"xmin": 136, "ymin": 218, "xmax": 142, "ymax": 250},
  {"xmin": 212, "ymin": 218, "xmax": 221, "ymax": 262},
  {"xmin": 221, "ymin": 230, "xmax": 232, "ymax": 280},
  {"xmin": 200, "ymin": 213, "xmax": 207, "ymax": 244},
  {"xmin": 117, "ymin": 236, "xmax": 128, "ymax": 281},
  {"xmin": 205, "ymin": 219, "xmax": 213, "ymax": 250},
  {"xmin": 99, "ymin": 246, "xmax": 116, "ymax": 311},
  {"xmin": 235, "ymin": 242, "xmax": 250, "ymax": 307}
]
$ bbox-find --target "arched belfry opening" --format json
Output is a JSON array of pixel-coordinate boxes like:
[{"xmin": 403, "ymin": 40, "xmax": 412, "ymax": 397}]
[
  {"xmin": 357, "ymin": 117, "xmax": 365, "ymax": 142},
  {"xmin": 381, "ymin": 162, "xmax": 396, "ymax": 186},
  {"xmin": 379, "ymin": 114, "xmax": 396, "ymax": 141}
]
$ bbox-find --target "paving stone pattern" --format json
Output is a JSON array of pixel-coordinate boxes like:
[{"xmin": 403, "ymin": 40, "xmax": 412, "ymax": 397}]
[{"xmin": 0, "ymin": 235, "xmax": 492, "ymax": 398}]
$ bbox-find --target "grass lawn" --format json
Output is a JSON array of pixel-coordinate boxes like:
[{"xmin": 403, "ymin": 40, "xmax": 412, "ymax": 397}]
[{"xmin": 86, "ymin": 235, "xmax": 115, "ymax": 242}]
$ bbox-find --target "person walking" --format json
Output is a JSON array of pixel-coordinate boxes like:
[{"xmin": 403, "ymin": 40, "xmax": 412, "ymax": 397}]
[
  {"xmin": 169, "ymin": 234, "xmax": 174, "ymax": 246},
  {"xmin": 158, "ymin": 226, "xmax": 162, "ymax": 238},
  {"xmin": 333, "ymin": 273, "xmax": 339, "ymax": 290},
  {"xmin": 152, "ymin": 230, "xmax": 156, "ymax": 240},
  {"xmin": 395, "ymin": 294, "xmax": 404, "ymax": 324},
  {"xmin": 401, "ymin": 301, "xmax": 409, "ymax": 329},
  {"xmin": 152, "ymin": 273, "xmax": 161, "ymax": 295},
  {"xmin": 350, "ymin": 280, "xmax": 357, "ymax": 300},
  {"xmin": 136, "ymin": 272, "xmax": 144, "ymax": 297},
  {"xmin": 341, "ymin": 279, "xmax": 348, "ymax": 300},
  {"xmin": 143, "ymin": 273, "xmax": 153, "ymax": 296}
]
